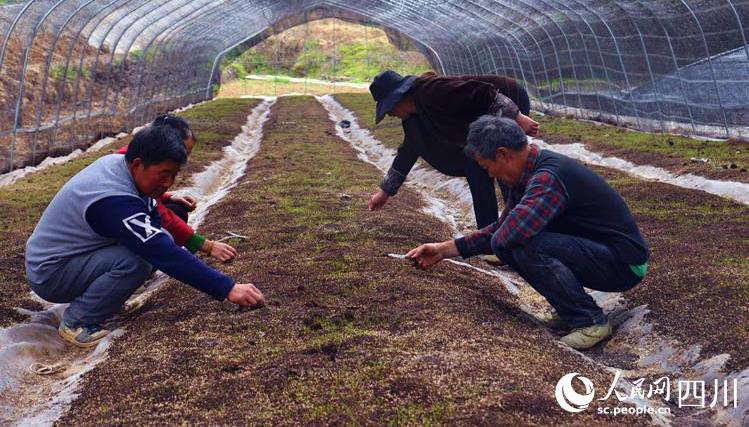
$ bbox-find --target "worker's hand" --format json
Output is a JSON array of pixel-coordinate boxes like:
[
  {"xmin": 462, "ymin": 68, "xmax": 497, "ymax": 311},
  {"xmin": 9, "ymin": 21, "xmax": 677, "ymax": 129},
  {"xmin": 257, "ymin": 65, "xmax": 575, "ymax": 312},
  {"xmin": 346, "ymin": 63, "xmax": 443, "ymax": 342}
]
[
  {"xmin": 227, "ymin": 283, "xmax": 265, "ymax": 308},
  {"xmin": 368, "ymin": 189, "xmax": 390, "ymax": 211},
  {"xmin": 516, "ymin": 112, "xmax": 540, "ymax": 137},
  {"xmin": 207, "ymin": 241, "xmax": 237, "ymax": 262},
  {"xmin": 169, "ymin": 194, "xmax": 197, "ymax": 211},
  {"xmin": 405, "ymin": 241, "xmax": 459, "ymax": 270}
]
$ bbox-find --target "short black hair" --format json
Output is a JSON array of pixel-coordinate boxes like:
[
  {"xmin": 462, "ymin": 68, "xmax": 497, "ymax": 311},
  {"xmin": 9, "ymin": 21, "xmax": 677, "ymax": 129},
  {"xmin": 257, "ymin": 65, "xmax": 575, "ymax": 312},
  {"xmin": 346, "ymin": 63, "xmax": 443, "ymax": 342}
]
[
  {"xmin": 464, "ymin": 115, "xmax": 527, "ymax": 160},
  {"xmin": 125, "ymin": 124, "xmax": 187, "ymax": 166},
  {"xmin": 152, "ymin": 114, "xmax": 194, "ymax": 142}
]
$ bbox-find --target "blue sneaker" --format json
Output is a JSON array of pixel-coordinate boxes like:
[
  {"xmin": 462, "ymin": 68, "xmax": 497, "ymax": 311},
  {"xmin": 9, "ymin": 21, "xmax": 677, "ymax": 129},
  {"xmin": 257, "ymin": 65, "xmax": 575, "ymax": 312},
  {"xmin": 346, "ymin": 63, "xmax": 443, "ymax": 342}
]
[{"xmin": 58, "ymin": 320, "xmax": 110, "ymax": 348}]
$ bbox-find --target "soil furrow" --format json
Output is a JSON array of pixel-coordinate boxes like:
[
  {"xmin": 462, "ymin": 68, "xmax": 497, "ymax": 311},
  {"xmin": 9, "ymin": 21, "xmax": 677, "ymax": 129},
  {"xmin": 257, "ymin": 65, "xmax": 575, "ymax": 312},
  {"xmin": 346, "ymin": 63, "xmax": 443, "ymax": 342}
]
[{"xmin": 58, "ymin": 96, "xmax": 644, "ymax": 425}]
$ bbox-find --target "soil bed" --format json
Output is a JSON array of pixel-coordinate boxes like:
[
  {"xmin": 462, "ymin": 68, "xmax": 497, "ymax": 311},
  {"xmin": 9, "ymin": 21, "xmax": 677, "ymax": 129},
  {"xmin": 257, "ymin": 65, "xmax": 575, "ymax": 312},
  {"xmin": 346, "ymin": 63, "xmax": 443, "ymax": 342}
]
[
  {"xmin": 534, "ymin": 113, "xmax": 749, "ymax": 184},
  {"xmin": 59, "ymin": 96, "xmax": 644, "ymax": 425}
]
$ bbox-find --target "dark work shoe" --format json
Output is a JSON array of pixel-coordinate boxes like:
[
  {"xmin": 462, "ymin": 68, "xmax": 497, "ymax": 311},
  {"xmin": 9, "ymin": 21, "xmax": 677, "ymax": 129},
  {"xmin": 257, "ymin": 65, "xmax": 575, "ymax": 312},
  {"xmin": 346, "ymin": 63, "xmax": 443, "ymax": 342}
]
[
  {"xmin": 542, "ymin": 311, "xmax": 571, "ymax": 331},
  {"xmin": 58, "ymin": 319, "xmax": 110, "ymax": 348}
]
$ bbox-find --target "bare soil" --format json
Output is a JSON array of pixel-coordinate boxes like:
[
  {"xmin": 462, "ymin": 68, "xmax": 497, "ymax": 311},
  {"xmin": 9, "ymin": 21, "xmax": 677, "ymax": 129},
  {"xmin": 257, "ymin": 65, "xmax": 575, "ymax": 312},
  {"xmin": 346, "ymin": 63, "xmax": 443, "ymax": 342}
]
[{"xmin": 58, "ymin": 97, "xmax": 644, "ymax": 425}]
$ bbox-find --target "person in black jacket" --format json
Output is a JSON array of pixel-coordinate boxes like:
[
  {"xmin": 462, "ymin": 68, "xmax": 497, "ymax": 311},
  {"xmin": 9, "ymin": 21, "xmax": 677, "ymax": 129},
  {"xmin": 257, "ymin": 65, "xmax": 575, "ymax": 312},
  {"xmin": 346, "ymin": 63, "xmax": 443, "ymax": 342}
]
[{"xmin": 367, "ymin": 70, "xmax": 539, "ymax": 229}]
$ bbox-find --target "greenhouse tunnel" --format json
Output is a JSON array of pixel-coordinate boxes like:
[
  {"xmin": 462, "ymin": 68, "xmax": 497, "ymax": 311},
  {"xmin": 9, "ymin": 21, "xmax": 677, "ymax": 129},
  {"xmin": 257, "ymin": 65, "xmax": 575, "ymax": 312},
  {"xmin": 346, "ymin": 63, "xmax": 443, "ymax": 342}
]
[
  {"xmin": 1, "ymin": 0, "xmax": 749, "ymax": 172},
  {"xmin": 2, "ymin": 1, "xmax": 749, "ymax": 424}
]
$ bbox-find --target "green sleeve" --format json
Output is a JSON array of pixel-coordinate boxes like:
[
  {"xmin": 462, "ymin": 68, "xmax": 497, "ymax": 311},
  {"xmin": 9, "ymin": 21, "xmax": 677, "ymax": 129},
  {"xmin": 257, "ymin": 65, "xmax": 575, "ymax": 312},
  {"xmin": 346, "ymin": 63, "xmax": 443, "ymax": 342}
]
[
  {"xmin": 185, "ymin": 232, "xmax": 206, "ymax": 254},
  {"xmin": 629, "ymin": 261, "xmax": 649, "ymax": 279}
]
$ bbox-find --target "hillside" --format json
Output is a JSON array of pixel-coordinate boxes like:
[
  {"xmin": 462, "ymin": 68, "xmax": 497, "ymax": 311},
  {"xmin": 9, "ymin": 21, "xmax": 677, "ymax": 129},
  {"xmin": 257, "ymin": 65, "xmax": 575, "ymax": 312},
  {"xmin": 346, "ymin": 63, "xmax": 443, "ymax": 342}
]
[{"xmin": 221, "ymin": 18, "xmax": 433, "ymax": 83}]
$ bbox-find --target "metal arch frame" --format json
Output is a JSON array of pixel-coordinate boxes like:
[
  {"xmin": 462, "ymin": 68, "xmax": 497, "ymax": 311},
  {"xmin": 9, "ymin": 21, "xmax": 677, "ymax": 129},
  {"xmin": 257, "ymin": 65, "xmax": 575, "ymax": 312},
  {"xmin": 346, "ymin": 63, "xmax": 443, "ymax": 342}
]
[
  {"xmin": 7, "ymin": 0, "xmax": 70, "ymax": 171},
  {"xmin": 491, "ymin": 0, "xmax": 582, "ymax": 112},
  {"xmin": 332, "ymin": 0, "xmax": 456, "ymax": 73},
  {"xmin": 429, "ymin": 2, "xmax": 485, "ymax": 74},
  {"xmin": 109, "ymin": 0, "xmax": 240, "ymax": 128},
  {"xmin": 544, "ymin": 1, "xmax": 621, "ymax": 121},
  {"xmin": 372, "ymin": 0, "xmax": 461, "ymax": 74},
  {"xmin": 483, "ymin": 0, "xmax": 568, "ymax": 107},
  {"xmin": 197, "ymin": 0, "xmax": 445, "ymax": 97},
  {"xmin": 65, "ymin": 0, "xmax": 160, "ymax": 143},
  {"xmin": 460, "ymin": 0, "xmax": 552, "ymax": 107},
  {"xmin": 474, "ymin": 0, "xmax": 566, "ymax": 104},
  {"xmin": 109, "ymin": 0, "xmax": 253, "ymax": 114},
  {"xmin": 607, "ymin": 1, "xmax": 666, "ymax": 132},
  {"xmin": 723, "ymin": 0, "xmax": 749, "ymax": 136},
  {"xmin": 193, "ymin": 3, "xmax": 444, "ymax": 96},
  {"xmin": 676, "ymin": 0, "xmax": 729, "ymax": 134},
  {"xmin": 632, "ymin": 0, "xmax": 697, "ymax": 133},
  {"xmin": 182, "ymin": 2, "xmax": 324, "ymax": 103},
  {"xmin": 613, "ymin": 1, "xmax": 666, "ymax": 133},
  {"xmin": 440, "ymin": 0, "xmax": 545, "ymax": 108},
  {"xmin": 564, "ymin": 0, "xmax": 643, "ymax": 128},
  {"xmin": 146, "ymin": 1, "xmax": 327, "ymax": 113},
  {"xmin": 84, "ymin": 0, "xmax": 210, "ymax": 140},
  {"xmin": 201, "ymin": 2, "xmax": 452, "ymax": 98},
  {"xmin": 340, "ymin": 1, "xmax": 461, "ymax": 74},
  {"xmin": 479, "ymin": 0, "xmax": 556, "ymax": 104},
  {"xmin": 95, "ymin": 0, "xmax": 201, "ymax": 126},
  {"xmin": 65, "ymin": 0, "xmax": 156, "ymax": 146},
  {"xmin": 424, "ymin": 3, "xmax": 477, "ymax": 74},
  {"xmin": 525, "ymin": 0, "xmax": 591, "ymax": 112},
  {"xmin": 133, "ymin": 0, "xmax": 269, "ymax": 122},
  {"xmin": 438, "ymin": 0, "xmax": 530, "ymax": 90},
  {"xmin": 43, "ymin": 0, "xmax": 137, "ymax": 152},
  {"xmin": 427, "ymin": 1, "xmax": 496, "ymax": 74},
  {"xmin": 465, "ymin": 4, "xmax": 537, "ymax": 96},
  {"xmin": 370, "ymin": 1, "xmax": 474, "ymax": 75},
  {"xmin": 49, "ymin": 0, "xmax": 139, "ymax": 133},
  {"xmin": 29, "ymin": 0, "xmax": 120, "ymax": 164},
  {"xmin": 724, "ymin": 0, "xmax": 749, "ymax": 68},
  {"xmin": 0, "ymin": 0, "xmax": 38, "ymax": 70},
  {"xmin": 537, "ymin": 0, "xmax": 607, "ymax": 118},
  {"xmin": 128, "ymin": 0, "xmax": 245, "ymax": 124}
]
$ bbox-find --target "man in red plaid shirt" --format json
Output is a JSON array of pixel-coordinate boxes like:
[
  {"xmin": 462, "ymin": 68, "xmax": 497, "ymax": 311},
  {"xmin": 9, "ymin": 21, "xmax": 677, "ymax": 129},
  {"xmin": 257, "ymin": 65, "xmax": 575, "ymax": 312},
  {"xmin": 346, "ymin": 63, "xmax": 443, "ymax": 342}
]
[{"xmin": 406, "ymin": 115, "xmax": 649, "ymax": 350}]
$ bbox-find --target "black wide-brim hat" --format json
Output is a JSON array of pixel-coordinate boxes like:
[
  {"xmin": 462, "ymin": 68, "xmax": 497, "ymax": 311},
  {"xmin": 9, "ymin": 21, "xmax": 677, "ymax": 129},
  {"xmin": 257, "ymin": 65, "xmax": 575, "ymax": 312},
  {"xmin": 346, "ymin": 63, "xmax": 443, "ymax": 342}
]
[{"xmin": 369, "ymin": 70, "xmax": 416, "ymax": 124}]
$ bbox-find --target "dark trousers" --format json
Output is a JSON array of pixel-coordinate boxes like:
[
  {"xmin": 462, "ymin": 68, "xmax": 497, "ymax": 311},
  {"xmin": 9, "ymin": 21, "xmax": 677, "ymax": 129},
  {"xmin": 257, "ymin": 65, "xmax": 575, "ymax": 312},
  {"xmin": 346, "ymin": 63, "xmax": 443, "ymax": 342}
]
[
  {"xmin": 492, "ymin": 232, "xmax": 642, "ymax": 328},
  {"xmin": 30, "ymin": 245, "xmax": 152, "ymax": 327},
  {"xmin": 461, "ymin": 87, "xmax": 530, "ymax": 228},
  {"xmin": 419, "ymin": 86, "xmax": 531, "ymax": 228},
  {"xmin": 162, "ymin": 201, "xmax": 189, "ymax": 223}
]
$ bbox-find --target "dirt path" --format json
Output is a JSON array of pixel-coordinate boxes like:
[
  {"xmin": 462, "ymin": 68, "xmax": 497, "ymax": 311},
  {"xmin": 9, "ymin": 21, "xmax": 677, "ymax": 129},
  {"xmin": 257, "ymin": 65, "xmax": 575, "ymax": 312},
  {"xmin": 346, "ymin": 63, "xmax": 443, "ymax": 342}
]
[
  {"xmin": 0, "ymin": 99, "xmax": 259, "ymax": 328},
  {"xmin": 58, "ymin": 96, "xmax": 645, "ymax": 425}
]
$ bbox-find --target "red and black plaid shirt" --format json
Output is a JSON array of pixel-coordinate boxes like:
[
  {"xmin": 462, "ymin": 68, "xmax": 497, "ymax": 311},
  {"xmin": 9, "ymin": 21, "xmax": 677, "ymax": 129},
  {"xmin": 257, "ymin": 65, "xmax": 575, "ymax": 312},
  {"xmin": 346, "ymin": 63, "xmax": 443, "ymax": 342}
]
[{"xmin": 455, "ymin": 144, "xmax": 568, "ymax": 257}]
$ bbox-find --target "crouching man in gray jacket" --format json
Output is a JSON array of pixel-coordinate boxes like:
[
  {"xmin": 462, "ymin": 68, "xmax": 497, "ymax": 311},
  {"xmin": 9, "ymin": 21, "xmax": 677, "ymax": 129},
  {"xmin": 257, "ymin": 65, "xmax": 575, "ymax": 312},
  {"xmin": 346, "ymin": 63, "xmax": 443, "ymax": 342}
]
[{"xmin": 25, "ymin": 124, "xmax": 265, "ymax": 348}]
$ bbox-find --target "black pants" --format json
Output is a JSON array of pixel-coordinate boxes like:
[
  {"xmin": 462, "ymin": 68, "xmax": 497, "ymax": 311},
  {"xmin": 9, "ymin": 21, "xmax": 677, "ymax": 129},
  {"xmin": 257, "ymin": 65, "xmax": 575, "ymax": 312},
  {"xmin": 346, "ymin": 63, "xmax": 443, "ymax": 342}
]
[
  {"xmin": 425, "ymin": 86, "xmax": 531, "ymax": 228},
  {"xmin": 162, "ymin": 201, "xmax": 189, "ymax": 223}
]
